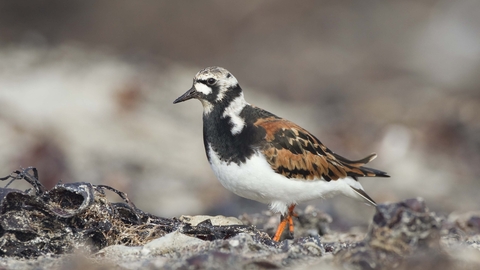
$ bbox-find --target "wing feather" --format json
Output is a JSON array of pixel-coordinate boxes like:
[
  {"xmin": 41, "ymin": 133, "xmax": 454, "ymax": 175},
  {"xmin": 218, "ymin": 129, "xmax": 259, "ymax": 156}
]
[{"xmin": 254, "ymin": 117, "xmax": 389, "ymax": 181}]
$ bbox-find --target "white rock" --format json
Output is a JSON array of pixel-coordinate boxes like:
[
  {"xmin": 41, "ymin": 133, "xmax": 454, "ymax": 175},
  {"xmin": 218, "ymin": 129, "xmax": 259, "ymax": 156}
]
[
  {"xmin": 179, "ymin": 215, "xmax": 244, "ymax": 226},
  {"xmin": 142, "ymin": 230, "xmax": 205, "ymax": 256}
]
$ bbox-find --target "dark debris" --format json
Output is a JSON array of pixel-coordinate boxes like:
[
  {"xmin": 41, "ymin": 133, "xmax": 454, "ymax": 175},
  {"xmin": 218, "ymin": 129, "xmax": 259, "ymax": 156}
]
[{"xmin": 0, "ymin": 168, "xmax": 261, "ymax": 258}]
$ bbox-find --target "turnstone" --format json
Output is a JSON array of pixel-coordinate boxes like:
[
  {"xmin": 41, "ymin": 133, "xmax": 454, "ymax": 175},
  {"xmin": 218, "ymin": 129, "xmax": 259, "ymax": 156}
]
[{"xmin": 173, "ymin": 66, "xmax": 389, "ymax": 241}]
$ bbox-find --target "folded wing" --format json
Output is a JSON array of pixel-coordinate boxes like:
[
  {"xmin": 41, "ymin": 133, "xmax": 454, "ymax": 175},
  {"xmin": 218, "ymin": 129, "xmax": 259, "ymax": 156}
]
[{"xmin": 254, "ymin": 117, "xmax": 389, "ymax": 182}]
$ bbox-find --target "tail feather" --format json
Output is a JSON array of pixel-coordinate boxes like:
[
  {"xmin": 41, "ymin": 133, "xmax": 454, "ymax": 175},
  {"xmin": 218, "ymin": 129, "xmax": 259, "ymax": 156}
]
[
  {"xmin": 333, "ymin": 152, "xmax": 390, "ymax": 178},
  {"xmin": 350, "ymin": 186, "xmax": 377, "ymax": 206},
  {"xmin": 358, "ymin": 166, "xmax": 390, "ymax": 178},
  {"xmin": 335, "ymin": 153, "xmax": 377, "ymax": 166}
]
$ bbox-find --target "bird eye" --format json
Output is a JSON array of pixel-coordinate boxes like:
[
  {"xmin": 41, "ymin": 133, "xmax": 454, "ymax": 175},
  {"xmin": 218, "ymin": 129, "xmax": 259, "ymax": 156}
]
[{"xmin": 207, "ymin": 78, "xmax": 216, "ymax": 85}]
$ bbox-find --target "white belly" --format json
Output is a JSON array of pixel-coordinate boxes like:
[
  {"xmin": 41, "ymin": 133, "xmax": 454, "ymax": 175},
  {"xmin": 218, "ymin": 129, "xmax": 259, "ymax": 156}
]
[{"xmin": 207, "ymin": 145, "xmax": 360, "ymax": 214}]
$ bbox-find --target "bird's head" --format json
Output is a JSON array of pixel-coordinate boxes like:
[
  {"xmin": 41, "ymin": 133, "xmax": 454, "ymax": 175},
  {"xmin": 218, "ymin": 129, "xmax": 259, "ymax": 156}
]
[{"xmin": 173, "ymin": 66, "xmax": 243, "ymax": 114}]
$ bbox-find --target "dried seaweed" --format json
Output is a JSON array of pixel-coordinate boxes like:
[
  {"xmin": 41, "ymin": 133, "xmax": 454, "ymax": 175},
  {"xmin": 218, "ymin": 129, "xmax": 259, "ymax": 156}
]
[{"xmin": 0, "ymin": 167, "xmax": 258, "ymax": 258}]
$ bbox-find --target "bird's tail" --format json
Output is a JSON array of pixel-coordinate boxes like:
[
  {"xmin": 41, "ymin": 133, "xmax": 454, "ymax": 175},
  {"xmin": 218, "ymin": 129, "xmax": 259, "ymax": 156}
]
[
  {"xmin": 333, "ymin": 152, "xmax": 390, "ymax": 178},
  {"xmin": 336, "ymin": 152, "xmax": 389, "ymax": 207}
]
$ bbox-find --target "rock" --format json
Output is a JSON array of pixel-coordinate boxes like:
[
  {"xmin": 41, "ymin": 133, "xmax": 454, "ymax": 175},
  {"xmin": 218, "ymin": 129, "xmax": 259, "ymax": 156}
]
[
  {"xmin": 142, "ymin": 230, "xmax": 206, "ymax": 256},
  {"xmin": 335, "ymin": 198, "xmax": 444, "ymax": 269},
  {"xmin": 447, "ymin": 211, "xmax": 480, "ymax": 235},
  {"xmin": 179, "ymin": 215, "xmax": 244, "ymax": 226}
]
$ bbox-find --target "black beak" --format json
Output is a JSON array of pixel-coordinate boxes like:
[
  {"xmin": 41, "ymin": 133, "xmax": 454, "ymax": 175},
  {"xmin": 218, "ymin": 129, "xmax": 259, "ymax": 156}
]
[{"xmin": 173, "ymin": 87, "xmax": 198, "ymax": 104}]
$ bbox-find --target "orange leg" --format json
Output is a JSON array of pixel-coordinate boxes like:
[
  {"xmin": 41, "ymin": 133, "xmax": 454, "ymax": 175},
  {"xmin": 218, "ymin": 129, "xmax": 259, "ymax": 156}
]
[
  {"xmin": 273, "ymin": 204, "xmax": 297, "ymax": 242},
  {"xmin": 273, "ymin": 217, "xmax": 288, "ymax": 242}
]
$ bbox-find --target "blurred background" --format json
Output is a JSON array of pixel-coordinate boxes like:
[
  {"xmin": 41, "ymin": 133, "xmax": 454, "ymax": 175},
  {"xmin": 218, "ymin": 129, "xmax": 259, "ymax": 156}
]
[{"xmin": 0, "ymin": 0, "xmax": 479, "ymax": 230}]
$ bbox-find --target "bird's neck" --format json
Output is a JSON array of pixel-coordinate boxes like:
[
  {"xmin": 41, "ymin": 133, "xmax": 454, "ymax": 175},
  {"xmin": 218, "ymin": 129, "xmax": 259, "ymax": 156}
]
[{"xmin": 202, "ymin": 92, "xmax": 254, "ymax": 164}]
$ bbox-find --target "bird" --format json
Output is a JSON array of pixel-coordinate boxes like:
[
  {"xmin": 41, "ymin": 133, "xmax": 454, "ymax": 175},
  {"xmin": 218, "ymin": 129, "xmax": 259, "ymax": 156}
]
[{"xmin": 173, "ymin": 66, "xmax": 389, "ymax": 242}]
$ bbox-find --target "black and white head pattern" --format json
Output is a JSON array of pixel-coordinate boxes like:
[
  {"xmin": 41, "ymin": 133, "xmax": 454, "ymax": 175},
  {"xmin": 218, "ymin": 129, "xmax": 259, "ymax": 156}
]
[{"xmin": 193, "ymin": 66, "xmax": 248, "ymax": 135}]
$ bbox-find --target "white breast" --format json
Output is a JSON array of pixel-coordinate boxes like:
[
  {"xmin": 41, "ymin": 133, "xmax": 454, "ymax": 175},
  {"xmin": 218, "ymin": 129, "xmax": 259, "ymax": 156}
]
[{"xmin": 207, "ymin": 144, "xmax": 362, "ymax": 214}]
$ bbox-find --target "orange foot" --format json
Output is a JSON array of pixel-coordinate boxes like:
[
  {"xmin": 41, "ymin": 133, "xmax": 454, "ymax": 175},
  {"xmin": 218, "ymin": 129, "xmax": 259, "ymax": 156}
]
[{"xmin": 273, "ymin": 204, "xmax": 297, "ymax": 242}]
